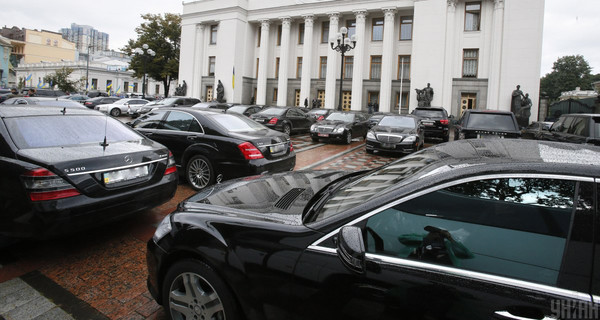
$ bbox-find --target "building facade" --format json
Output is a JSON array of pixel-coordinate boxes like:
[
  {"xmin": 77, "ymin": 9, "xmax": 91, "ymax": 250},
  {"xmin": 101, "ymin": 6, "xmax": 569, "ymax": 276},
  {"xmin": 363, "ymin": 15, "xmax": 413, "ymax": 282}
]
[
  {"xmin": 179, "ymin": 0, "xmax": 544, "ymax": 118},
  {"xmin": 60, "ymin": 23, "xmax": 110, "ymax": 54},
  {"xmin": 0, "ymin": 35, "xmax": 12, "ymax": 88},
  {"xmin": 0, "ymin": 27, "xmax": 77, "ymax": 65}
]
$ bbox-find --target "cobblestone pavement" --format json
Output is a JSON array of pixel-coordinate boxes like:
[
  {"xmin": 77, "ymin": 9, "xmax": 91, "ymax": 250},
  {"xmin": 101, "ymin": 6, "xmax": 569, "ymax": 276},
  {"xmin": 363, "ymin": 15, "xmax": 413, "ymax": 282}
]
[{"xmin": 0, "ymin": 132, "xmax": 438, "ymax": 320}]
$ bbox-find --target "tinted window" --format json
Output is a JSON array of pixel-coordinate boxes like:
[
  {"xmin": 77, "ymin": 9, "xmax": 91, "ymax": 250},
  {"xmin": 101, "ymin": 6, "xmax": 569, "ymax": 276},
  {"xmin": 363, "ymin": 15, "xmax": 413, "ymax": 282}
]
[
  {"xmin": 209, "ymin": 114, "xmax": 268, "ymax": 133},
  {"xmin": 131, "ymin": 112, "xmax": 165, "ymax": 129},
  {"xmin": 466, "ymin": 113, "xmax": 517, "ymax": 131},
  {"xmin": 412, "ymin": 109, "xmax": 446, "ymax": 118},
  {"xmin": 227, "ymin": 106, "xmax": 247, "ymax": 114},
  {"xmin": 159, "ymin": 111, "xmax": 200, "ymax": 132},
  {"xmin": 365, "ymin": 178, "xmax": 576, "ymax": 286},
  {"xmin": 6, "ymin": 115, "xmax": 143, "ymax": 149},
  {"xmin": 326, "ymin": 113, "xmax": 355, "ymax": 122},
  {"xmin": 260, "ymin": 108, "xmax": 286, "ymax": 116},
  {"xmin": 568, "ymin": 117, "xmax": 588, "ymax": 136}
]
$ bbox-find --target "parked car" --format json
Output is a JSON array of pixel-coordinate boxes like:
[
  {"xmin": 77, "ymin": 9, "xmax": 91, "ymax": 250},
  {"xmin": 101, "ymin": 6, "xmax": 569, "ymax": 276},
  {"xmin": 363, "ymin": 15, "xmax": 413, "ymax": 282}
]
[
  {"xmin": 95, "ymin": 98, "xmax": 149, "ymax": 117},
  {"xmin": 538, "ymin": 113, "xmax": 600, "ymax": 146},
  {"xmin": 454, "ymin": 109, "xmax": 521, "ymax": 140},
  {"xmin": 307, "ymin": 108, "xmax": 334, "ymax": 121},
  {"xmin": 521, "ymin": 121, "xmax": 554, "ymax": 140},
  {"xmin": 21, "ymin": 88, "xmax": 66, "ymax": 97},
  {"xmin": 191, "ymin": 101, "xmax": 234, "ymax": 111},
  {"xmin": 147, "ymin": 138, "xmax": 600, "ymax": 320},
  {"xmin": 1, "ymin": 97, "xmax": 87, "ymax": 109},
  {"xmin": 59, "ymin": 94, "xmax": 90, "ymax": 103},
  {"xmin": 0, "ymin": 106, "xmax": 178, "ymax": 246},
  {"xmin": 250, "ymin": 106, "xmax": 314, "ymax": 135},
  {"xmin": 365, "ymin": 114, "xmax": 424, "ymax": 155},
  {"xmin": 135, "ymin": 97, "xmax": 201, "ymax": 116},
  {"xmin": 226, "ymin": 105, "xmax": 264, "ymax": 117},
  {"xmin": 411, "ymin": 107, "xmax": 451, "ymax": 142},
  {"xmin": 87, "ymin": 91, "xmax": 109, "ymax": 98},
  {"xmin": 83, "ymin": 96, "xmax": 121, "ymax": 109},
  {"xmin": 129, "ymin": 108, "xmax": 296, "ymax": 190},
  {"xmin": 309, "ymin": 111, "xmax": 370, "ymax": 144}
]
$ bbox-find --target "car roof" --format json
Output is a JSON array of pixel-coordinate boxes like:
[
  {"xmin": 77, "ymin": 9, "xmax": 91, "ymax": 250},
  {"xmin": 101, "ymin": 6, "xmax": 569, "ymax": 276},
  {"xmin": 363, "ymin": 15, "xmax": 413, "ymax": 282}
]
[
  {"xmin": 0, "ymin": 105, "xmax": 101, "ymax": 118},
  {"xmin": 560, "ymin": 113, "xmax": 600, "ymax": 117},
  {"xmin": 414, "ymin": 107, "xmax": 446, "ymax": 111},
  {"xmin": 464, "ymin": 109, "xmax": 514, "ymax": 115}
]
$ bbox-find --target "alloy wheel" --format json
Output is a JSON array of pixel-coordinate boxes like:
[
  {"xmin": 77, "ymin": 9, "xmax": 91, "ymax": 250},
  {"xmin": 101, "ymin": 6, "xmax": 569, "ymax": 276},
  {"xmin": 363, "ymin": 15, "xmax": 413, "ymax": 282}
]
[
  {"xmin": 187, "ymin": 157, "xmax": 212, "ymax": 190},
  {"xmin": 168, "ymin": 272, "xmax": 225, "ymax": 320}
]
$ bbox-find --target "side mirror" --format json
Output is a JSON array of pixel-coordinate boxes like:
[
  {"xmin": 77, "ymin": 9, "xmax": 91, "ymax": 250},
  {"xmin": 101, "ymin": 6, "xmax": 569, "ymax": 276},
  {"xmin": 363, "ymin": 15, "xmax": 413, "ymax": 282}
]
[{"xmin": 336, "ymin": 226, "xmax": 366, "ymax": 274}]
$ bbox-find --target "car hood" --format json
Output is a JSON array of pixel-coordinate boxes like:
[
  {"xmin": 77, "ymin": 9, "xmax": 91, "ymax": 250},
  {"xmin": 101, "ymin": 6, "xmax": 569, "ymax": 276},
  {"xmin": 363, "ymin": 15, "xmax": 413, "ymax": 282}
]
[
  {"xmin": 373, "ymin": 125, "xmax": 415, "ymax": 135},
  {"xmin": 180, "ymin": 170, "xmax": 348, "ymax": 225},
  {"xmin": 317, "ymin": 120, "xmax": 349, "ymax": 127}
]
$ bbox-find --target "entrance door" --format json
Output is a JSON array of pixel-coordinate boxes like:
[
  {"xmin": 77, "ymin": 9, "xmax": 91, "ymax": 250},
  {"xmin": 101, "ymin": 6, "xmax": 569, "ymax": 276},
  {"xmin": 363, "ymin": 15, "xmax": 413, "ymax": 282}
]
[
  {"xmin": 368, "ymin": 91, "xmax": 379, "ymax": 112},
  {"xmin": 317, "ymin": 90, "xmax": 325, "ymax": 108},
  {"xmin": 342, "ymin": 91, "xmax": 352, "ymax": 111},
  {"xmin": 206, "ymin": 86, "xmax": 213, "ymax": 102},
  {"xmin": 460, "ymin": 93, "xmax": 476, "ymax": 116},
  {"xmin": 295, "ymin": 89, "xmax": 301, "ymax": 107}
]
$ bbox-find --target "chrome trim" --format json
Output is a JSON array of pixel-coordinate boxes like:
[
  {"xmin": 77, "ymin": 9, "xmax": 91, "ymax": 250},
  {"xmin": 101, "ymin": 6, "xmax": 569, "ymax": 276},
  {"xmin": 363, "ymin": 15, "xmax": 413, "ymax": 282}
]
[
  {"xmin": 305, "ymin": 245, "xmax": 591, "ymax": 302},
  {"xmin": 311, "ymin": 173, "xmax": 593, "ymax": 247},
  {"xmin": 66, "ymin": 158, "xmax": 166, "ymax": 176},
  {"xmin": 494, "ymin": 311, "xmax": 556, "ymax": 320}
]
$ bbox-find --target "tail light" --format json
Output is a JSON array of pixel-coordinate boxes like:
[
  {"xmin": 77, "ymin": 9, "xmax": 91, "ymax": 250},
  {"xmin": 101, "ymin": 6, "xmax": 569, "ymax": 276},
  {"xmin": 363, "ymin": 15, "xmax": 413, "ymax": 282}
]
[
  {"xmin": 289, "ymin": 141, "xmax": 294, "ymax": 152},
  {"xmin": 164, "ymin": 151, "xmax": 177, "ymax": 175},
  {"xmin": 440, "ymin": 119, "xmax": 449, "ymax": 125},
  {"xmin": 317, "ymin": 116, "xmax": 324, "ymax": 121},
  {"xmin": 238, "ymin": 142, "xmax": 264, "ymax": 160},
  {"xmin": 22, "ymin": 168, "xmax": 80, "ymax": 201},
  {"xmin": 268, "ymin": 117, "xmax": 278, "ymax": 124}
]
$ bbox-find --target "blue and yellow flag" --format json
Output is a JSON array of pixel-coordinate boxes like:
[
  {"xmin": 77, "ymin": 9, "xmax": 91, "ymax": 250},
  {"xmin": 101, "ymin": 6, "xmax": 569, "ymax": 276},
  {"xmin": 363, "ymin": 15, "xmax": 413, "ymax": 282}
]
[
  {"xmin": 116, "ymin": 86, "xmax": 121, "ymax": 94},
  {"xmin": 37, "ymin": 80, "xmax": 43, "ymax": 88},
  {"xmin": 25, "ymin": 74, "xmax": 32, "ymax": 81}
]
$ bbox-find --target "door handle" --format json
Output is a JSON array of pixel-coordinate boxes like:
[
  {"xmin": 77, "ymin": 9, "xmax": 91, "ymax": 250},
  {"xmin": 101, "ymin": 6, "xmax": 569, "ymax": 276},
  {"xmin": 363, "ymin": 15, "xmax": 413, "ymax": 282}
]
[
  {"xmin": 494, "ymin": 311, "xmax": 556, "ymax": 320},
  {"xmin": 144, "ymin": 132, "xmax": 153, "ymax": 136},
  {"xmin": 187, "ymin": 136, "xmax": 198, "ymax": 141}
]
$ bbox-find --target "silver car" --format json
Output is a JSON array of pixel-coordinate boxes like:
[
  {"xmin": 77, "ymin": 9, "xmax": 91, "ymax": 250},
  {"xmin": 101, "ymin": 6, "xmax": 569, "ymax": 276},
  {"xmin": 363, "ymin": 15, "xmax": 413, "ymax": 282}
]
[{"xmin": 95, "ymin": 98, "xmax": 149, "ymax": 117}]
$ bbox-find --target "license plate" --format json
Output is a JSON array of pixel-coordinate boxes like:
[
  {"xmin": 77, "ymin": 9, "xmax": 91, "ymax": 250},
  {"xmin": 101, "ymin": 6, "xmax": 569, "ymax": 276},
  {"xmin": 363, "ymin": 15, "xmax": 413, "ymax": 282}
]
[
  {"xmin": 318, "ymin": 133, "xmax": 329, "ymax": 137},
  {"xmin": 422, "ymin": 121, "xmax": 434, "ymax": 126},
  {"xmin": 103, "ymin": 165, "xmax": 149, "ymax": 185},
  {"xmin": 381, "ymin": 143, "xmax": 395, "ymax": 149},
  {"xmin": 269, "ymin": 144, "xmax": 286, "ymax": 153},
  {"xmin": 477, "ymin": 134, "xmax": 504, "ymax": 139}
]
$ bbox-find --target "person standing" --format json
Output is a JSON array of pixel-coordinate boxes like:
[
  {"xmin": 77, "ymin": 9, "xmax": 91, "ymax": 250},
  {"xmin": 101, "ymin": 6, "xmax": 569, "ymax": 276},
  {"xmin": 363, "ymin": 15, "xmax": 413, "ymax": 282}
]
[{"xmin": 27, "ymin": 88, "xmax": 36, "ymax": 97}]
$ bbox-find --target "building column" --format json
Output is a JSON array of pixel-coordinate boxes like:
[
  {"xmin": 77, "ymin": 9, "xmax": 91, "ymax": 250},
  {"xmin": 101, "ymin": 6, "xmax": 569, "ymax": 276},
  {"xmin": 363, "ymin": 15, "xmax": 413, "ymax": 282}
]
[
  {"xmin": 300, "ymin": 15, "xmax": 314, "ymax": 106},
  {"xmin": 351, "ymin": 10, "xmax": 367, "ymax": 111},
  {"xmin": 193, "ymin": 24, "xmax": 205, "ymax": 99},
  {"xmin": 324, "ymin": 12, "xmax": 340, "ymax": 109},
  {"xmin": 277, "ymin": 17, "xmax": 291, "ymax": 106},
  {"xmin": 256, "ymin": 19, "xmax": 270, "ymax": 105},
  {"xmin": 487, "ymin": 0, "xmax": 505, "ymax": 110},
  {"xmin": 441, "ymin": 0, "xmax": 457, "ymax": 111},
  {"xmin": 379, "ymin": 8, "xmax": 396, "ymax": 112}
]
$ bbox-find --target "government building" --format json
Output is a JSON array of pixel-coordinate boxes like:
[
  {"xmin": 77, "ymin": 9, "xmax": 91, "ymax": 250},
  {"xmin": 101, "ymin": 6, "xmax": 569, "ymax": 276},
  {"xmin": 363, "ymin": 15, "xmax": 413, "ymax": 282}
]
[{"xmin": 179, "ymin": 0, "xmax": 544, "ymax": 118}]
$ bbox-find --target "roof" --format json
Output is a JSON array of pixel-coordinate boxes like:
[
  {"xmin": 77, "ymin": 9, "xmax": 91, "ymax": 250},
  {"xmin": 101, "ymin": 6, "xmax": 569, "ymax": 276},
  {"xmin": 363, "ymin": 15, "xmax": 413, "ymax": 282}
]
[{"xmin": 0, "ymin": 106, "xmax": 99, "ymax": 118}]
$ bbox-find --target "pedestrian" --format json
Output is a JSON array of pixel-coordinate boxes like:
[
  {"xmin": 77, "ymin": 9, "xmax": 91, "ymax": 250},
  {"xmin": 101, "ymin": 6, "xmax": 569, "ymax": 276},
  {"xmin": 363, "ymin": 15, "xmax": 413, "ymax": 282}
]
[
  {"xmin": 304, "ymin": 98, "xmax": 308, "ymax": 108},
  {"xmin": 368, "ymin": 102, "xmax": 373, "ymax": 114},
  {"xmin": 312, "ymin": 98, "xmax": 317, "ymax": 108},
  {"xmin": 27, "ymin": 88, "xmax": 36, "ymax": 97}
]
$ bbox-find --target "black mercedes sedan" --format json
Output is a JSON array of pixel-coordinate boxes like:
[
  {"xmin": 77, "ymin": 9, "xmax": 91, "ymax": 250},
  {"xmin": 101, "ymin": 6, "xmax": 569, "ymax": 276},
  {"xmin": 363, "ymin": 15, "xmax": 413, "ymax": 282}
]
[
  {"xmin": 250, "ymin": 106, "xmax": 314, "ymax": 135},
  {"xmin": 0, "ymin": 106, "xmax": 178, "ymax": 246},
  {"xmin": 365, "ymin": 114, "xmax": 424, "ymax": 154},
  {"xmin": 147, "ymin": 139, "xmax": 600, "ymax": 320},
  {"xmin": 309, "ymin": 111, "xmax": 370, "ymax": 144},
  {"xmin": 130, "ymin": 108, "xmax": 295, "ymax": 190}
]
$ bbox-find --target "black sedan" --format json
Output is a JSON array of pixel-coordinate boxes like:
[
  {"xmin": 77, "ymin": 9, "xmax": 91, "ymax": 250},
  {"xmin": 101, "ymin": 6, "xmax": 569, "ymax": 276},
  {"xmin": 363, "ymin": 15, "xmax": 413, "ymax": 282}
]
[
  {"xmin": 0, "ymin": 106, "xmax": 178, "ymax": 246},
  {"xmin": 365, "ymin": 114, "xmax": 424, "ymax": 154},
  {"xmin": 130, "ymin": 108, "xmax": 295, "ymax": 190},
  {"xmin": 521, "ymin": 121, "xmax": 554, "ymax": 140},
  {"xmin": 226, "ymin": 105, "xmax": 264, "ymax": 117},
  {"xmin": 147, "ymin": 139, "xmax": 600, "ymax": 320},
  {"xmin": 250, "ymin": 106, "xmax": 314, "ymax": 135},
  {"xmin": 309, "ymin": 111, "xmax": 370, "ymax": 144},
  {"xmin": 82, "ymin": 96, "xmax": 121, "ymax": 109}
]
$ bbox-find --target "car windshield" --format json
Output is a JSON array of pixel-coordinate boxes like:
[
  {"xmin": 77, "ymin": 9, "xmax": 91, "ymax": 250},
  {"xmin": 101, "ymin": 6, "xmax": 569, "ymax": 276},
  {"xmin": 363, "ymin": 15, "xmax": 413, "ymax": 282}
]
[
  {"xmin": 6, "ymin": 115, "xmax": 143, "ymax": 149},
  {"xmin": 209, "ymin": 113, "xmax": 268, "ymax": 132},
  {"xmin": 156, "ymin": 98, "xmax": 179, "ymax": 105},
  {"xmin": 413, "ymin": 109, "xmax": 445, "ymax": 118},
  {"xmin": 259, "ymin": 108, "xmax": 285, "ymax": 116},
  {"xmin": 379, "ymin": 116, "xmax": 415, "ymax": 128},
  {"xmin": 312, "ymin": 152, "xmax": 437, "ymax": 222},
  {"xmin": 326, "ymin": 113, "xmax": 354, "ymax": 122},
  {"xmin": 309, "ymin": 109, "xmax": 328, "ymax": 115},
  {"xmin": 467, "ymin": 113, "xmax": 517, "ymax": 131}
]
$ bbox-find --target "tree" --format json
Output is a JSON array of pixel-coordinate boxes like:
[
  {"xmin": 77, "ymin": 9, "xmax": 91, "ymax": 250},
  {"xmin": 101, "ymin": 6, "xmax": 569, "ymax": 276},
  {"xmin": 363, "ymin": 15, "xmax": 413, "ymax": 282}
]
[
  {"xmin": 540, "ymin": 55, "xmax": 597, "ymax": 100},
  {"xmin": 122, "ymin": 13, "xmax": 181, "ymax": 98},
  {"xmin": 43, "ymin": 67, "xmax": 85, "ymax": 93}
]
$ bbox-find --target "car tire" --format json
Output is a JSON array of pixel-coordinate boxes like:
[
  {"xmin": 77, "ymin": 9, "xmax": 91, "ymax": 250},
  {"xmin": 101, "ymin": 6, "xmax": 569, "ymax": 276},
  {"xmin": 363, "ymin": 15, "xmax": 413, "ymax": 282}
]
[
  {"xmin": 162, "ymin": 259, "xmax": 241, "ymax": 320},
  {"xmin": 443, "ymin": 135, "xmax": 449, "ymax": 142},
  {"xmin": 110, "ymin": 108, "xmax": 121, "ymax": 117},
  {"xmin": 344, "ymin": 131, "xmax": 352, "ymax": 145},
  {"xmin": 282, "ymin": 123, "xmax": 291, "ymax": 136},
  {"xmin": 311, "ymin": 137, "xmax": 319, "ymax": 143},
  {"xmin": 186, "ymin": 155, "xmax": 215, "ymax": 191}
]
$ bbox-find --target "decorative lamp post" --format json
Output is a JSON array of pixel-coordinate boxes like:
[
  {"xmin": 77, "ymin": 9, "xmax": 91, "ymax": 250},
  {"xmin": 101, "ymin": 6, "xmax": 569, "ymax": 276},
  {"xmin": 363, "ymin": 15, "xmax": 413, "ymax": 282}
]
[
  {"xmin": 134, "ymin": 44, "xmax": 156, "ymax": 99},
  {"xmin": 329, "ymin": 27, "xmax": 356, "ymax": 111}
]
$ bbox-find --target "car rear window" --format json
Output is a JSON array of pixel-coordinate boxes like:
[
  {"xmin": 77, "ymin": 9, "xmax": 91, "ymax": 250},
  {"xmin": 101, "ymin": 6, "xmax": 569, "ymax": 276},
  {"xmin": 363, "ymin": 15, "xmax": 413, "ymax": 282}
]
[
  {"xmin": 259, "ymin": 108, "xmax": 285, "ymax": 116},
  {"xmin": 209, "ymin": 113, "xmax": 268, "ymax": 132},
  {"xmin": 466, "ymin": 113, "xmax": 517, "ymax": 131},
  {"xmin": 5, "ymin": 115, "xmax": 143, "ymax": 149},
  {"xmin": 413, "ymin": 109, "xmax": 446, "ymax": 118}
]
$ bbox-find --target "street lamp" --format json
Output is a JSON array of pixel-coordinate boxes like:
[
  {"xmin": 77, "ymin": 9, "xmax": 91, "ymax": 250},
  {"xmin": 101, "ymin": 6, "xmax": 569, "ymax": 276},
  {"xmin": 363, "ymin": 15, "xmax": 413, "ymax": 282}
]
[
  {"xmin": 330, "ymin": 27, "xmax": 356, "ymax": 111},
  {"xmin": 134, "ymin": 44, "xmax": 156, "ymax": 99},
  {"xmin": 85, "ymin": 44, "xmax": 93, "ymax": 93}
]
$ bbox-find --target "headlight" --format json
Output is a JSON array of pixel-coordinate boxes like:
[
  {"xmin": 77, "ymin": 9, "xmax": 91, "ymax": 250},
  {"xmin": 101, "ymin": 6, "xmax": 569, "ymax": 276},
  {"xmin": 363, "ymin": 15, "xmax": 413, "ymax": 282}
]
[
  {"xmin": 334, "ymin": 127, "xmax": 345, "ymax": 133},
  {"xmin": 310, "ymin": 124, "xmax": 317, "ymax": 132},
  {"xmin": 366, "ymin": 131, "xmax": 376, "ymax": 140},
  {"xmin": 404, "ymin": 136, "xmax": 417, "ymax": 142},
  {"xmin": 152, "ymin": 215, "xmax": 172, "ymax": 242}
]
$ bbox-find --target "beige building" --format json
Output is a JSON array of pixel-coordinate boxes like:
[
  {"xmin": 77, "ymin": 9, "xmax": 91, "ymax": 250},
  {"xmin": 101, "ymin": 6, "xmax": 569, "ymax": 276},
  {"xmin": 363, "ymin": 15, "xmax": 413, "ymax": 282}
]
[{"xmin": 22, "ymin": 29, "xmax": 77, "ymax": 64}]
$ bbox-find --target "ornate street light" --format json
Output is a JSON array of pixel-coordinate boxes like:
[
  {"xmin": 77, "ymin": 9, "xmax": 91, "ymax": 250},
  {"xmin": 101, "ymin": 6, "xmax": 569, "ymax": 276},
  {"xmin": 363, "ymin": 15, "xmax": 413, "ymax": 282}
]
[
  {"xmin": 330, "ymin": 27, "xmax": 356, "ymax": 111},
  {"xmin": 134, "ymin": 44, "xmax": 156, "ymax": 99}
]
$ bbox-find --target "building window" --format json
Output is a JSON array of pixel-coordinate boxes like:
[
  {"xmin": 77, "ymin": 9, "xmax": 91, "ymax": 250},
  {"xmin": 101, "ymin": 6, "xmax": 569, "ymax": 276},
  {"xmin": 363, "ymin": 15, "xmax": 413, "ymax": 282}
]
[
  {"xmin": 370, "ymin": 55, "xmax": 382, "ymax": 79},
  {"xmin": 155, "ymin": 84, "xmax": 160, "ymax": 94},
  {"xmin": 297, "ymin": 57, "xmax": 303, "ymax": 78},
  {"xmin": 132, "ymin": 82, "xmax": 138, "ymax": 93},
  {"xmin": 275, "ymin": 57, "xmax": 280, "ymax": 79},
  {"xmin": 92, "ymin": 78, "xmax": 98, "ymax": 90},
  {"xmin": 273, "ymin": 88, "xmax": 278, "ymax": 102},
  {"xmin": 400, "ymin": 16, "xmax": 413, "ymax": 40},
  {"xmin": 343, "ymin": 56, "xmax": 353, "ymax": 79},
  {"xmin": 124, "ymin": 81, "xmax": 129, "ymax": 92},
  {"xmin": 372, "ymin": 18, "xmax": 384, "ymax": 41},
  {"xmin": 397, "ymin": 55, "xmax": 411, "ymax": 80},
  {"xmin": 321, "ymin": 21, "xmax": 330, "ymax": 43},
  {"xmin": 319, "ymin": 56, "xmax": 327, "ymax": 79},
  {"xmin": 208, "ymin": 56, "xmax": 216, "ymax": 76},
  {"xmin": 465, "ymin": 2, "xmax": 481, "ymax": 31},
  {"xmin": 210, "ymin": 25, "xmax": 218, "ymax": 44},
  {"xmin": 277, "ymin": 25, "xmax": 282, "ymax": 46},
  {"xmin": 346, "ymin": 20, "xmax": 356, "ymax": 39},
  {"xmin": 298, "ymin": 23, "xmax": 305, "ymax": 44},
  {"xmin": 257, "ymin": 27, "xmax": 261, "ymax": 47},
  {"xmin": 256, "ymin": 58, "xmax": 259, "ymax": 78},
  {"xmin": 396, "ymin": 91, "xmax": 409, "ymax": 110},
  {"xmin": 462, "ymin": 49, "xmax": 479, "ymax": 78}
]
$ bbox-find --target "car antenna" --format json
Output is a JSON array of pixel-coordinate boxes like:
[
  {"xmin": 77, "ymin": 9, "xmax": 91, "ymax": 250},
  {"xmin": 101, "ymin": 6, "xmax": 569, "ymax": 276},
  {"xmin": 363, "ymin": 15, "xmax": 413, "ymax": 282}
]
[
  {"xmin": 100, "ymin": 116, "xmax": 109, "ymax": 151},
  {"xmin": 61, "ymin": 107, "xmax": 66, "ymax": 115}
]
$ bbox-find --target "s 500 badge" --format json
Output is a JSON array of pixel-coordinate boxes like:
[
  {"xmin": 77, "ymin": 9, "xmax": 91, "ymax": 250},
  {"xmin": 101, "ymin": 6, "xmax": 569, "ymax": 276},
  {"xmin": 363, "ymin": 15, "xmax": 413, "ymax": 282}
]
[{"xmin": 65, "ymin": 167, "xmax": 86, "ymax": 173}]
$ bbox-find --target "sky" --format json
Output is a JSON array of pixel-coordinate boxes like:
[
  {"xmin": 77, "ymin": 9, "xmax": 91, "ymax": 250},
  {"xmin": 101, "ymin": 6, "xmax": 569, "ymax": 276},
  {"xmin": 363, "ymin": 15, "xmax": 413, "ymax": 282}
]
[{"xmin": 0, "ymin": 0, "xmax": 598, "ymax": 77}]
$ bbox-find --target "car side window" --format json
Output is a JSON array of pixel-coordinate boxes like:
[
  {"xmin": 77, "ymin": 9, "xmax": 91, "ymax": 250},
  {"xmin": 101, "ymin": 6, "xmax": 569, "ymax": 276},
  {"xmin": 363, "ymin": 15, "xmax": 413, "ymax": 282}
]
[
  {"xmin": 159, "ymin": 111, "xmax": 200, "ymax": 132},
  {"xmin": 131, "ymin": 112, "xmax": 165, "ymax": 129},
  {"xmin": 568, "ymin": 117, "xmax": 588, "ymax": 136},
  {"xmin": 559, "ymin": 117, "xmax": 574, "ymax": 133},
  {"xmin": 365, "ymin": 177, "xmax": 576, "ymax": 287}
]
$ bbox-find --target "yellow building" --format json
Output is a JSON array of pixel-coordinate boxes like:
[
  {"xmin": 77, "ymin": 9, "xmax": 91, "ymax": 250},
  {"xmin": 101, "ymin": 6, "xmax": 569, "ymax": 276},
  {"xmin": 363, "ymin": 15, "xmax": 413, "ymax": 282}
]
[{"xmin": 22, "ymin": 29, "xmax": 77, "ymax": 64}]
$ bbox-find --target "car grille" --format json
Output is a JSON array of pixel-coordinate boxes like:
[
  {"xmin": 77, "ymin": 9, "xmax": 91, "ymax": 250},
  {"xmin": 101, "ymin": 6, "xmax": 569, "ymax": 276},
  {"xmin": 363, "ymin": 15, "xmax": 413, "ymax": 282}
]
[
  {"xmin": 376, "ymin": 134, "xmax": 403, "ymax": 143},
  {"xmin": 317, "ymin": 126, "xmax": 334, "ymax": 133}
]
